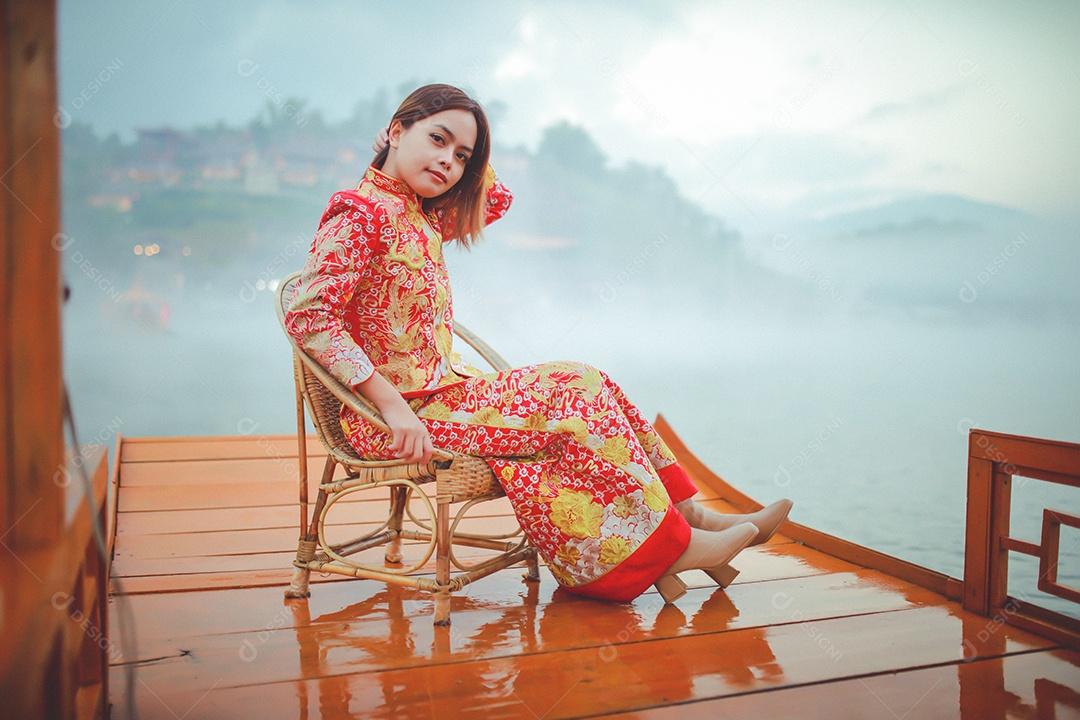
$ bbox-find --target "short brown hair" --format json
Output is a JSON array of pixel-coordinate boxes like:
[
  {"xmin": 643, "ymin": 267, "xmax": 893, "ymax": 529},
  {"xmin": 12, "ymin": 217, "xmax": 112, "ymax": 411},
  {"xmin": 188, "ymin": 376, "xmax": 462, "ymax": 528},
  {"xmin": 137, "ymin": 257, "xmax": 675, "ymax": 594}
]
[{"xmin": 374, "ymin": 84, "xmax": 491, "ymax": 247}]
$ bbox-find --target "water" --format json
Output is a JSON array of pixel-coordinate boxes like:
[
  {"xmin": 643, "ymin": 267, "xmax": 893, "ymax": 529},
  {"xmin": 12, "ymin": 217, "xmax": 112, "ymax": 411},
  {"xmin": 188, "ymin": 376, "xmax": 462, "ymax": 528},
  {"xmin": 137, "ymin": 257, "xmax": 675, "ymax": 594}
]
[{"xmin": 61, "ymin": 261, "xmax": 1080, "ymax": 619}]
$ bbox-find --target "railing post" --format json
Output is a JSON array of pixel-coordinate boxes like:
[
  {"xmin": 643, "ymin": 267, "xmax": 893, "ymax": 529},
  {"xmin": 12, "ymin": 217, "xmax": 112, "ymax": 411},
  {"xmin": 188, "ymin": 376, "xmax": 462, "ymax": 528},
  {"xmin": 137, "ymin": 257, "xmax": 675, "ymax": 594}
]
[
  {"xmin": 988, "ymin": 469, "xmax": 1012, "ymax": 611},
  {"xmin": 963, "ymin": 452, "xmax": 994, "ymax": 616},
  {"xmin": 965, "ymin": 431, "xmax": 1016, "ymax": 617}
]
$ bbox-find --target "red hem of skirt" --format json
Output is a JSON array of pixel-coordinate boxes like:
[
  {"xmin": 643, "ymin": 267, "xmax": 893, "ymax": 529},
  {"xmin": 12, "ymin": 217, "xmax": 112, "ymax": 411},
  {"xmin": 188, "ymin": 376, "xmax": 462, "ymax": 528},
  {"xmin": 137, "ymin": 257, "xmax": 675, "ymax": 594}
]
[{"xmin": 560, "ymin": 506, "xmax": 692, "ymax": 602}]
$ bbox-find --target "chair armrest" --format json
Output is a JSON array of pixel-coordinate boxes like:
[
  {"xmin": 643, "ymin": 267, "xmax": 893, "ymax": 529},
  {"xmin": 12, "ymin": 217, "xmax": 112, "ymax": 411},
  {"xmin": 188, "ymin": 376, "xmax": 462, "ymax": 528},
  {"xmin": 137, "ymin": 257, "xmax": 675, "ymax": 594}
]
[
  {"xmin": 289, "ymin": 341, "xmax": 456, "ymax": 465},
  {"xmin": 454, "ymin": 322, "xmax": 511, "ymax": 372}
]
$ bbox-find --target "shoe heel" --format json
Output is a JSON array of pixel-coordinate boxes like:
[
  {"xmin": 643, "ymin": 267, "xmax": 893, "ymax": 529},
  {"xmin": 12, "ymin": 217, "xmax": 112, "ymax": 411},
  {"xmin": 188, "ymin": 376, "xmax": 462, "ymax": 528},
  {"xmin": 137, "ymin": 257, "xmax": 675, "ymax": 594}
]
[
  {"xmin": 704, "ymin": 564, "xmax": 740, "ymax": 588},
  {"xmin": 654, "ymin": 574, "xmax": 688, "ymax": 604}
]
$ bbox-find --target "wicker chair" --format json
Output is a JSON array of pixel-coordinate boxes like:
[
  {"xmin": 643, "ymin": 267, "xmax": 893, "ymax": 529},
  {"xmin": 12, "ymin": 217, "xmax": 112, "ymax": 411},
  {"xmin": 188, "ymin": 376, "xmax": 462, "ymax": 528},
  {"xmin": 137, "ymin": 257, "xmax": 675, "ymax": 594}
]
[{"xmin": 276, "ymin": 271, "xmax": 539, "ymax": 625}]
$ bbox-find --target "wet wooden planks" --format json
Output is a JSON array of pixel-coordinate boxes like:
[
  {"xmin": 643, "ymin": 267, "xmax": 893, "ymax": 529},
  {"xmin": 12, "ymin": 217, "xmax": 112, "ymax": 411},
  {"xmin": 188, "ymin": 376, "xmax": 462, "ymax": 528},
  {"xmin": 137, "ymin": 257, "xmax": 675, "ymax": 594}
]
[
  {"xmin": 109, "ymin": 430, "xmax": 1075, "ymax": 719},
  {"xmin": 607, "ymin": 649, "xmax": 1080, "ymax": 719}
]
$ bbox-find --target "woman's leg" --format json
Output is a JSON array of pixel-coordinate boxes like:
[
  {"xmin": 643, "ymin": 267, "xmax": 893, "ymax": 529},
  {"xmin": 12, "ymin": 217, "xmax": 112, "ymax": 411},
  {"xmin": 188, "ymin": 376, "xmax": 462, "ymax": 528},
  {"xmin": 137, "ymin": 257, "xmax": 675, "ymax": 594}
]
[{"xmin": 593, "ymin": 369, "xmax": 792, "ymax": 543}]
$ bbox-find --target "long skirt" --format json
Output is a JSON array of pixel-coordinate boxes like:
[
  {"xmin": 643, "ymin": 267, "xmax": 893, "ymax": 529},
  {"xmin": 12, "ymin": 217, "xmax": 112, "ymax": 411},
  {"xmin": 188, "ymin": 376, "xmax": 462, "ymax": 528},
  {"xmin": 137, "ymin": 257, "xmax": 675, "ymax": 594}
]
[{"xmin": 341, "ymin": 360, "xmax": 697, "ymax": 602}]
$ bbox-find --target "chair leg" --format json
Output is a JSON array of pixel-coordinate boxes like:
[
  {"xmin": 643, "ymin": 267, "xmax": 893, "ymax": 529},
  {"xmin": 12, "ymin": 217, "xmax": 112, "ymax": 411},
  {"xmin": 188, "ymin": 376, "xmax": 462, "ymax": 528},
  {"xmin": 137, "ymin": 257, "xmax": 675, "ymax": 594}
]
[
  {"xmin": 284, "ymin": 457, "xmax": 334, "ymax": 600},
  {"xmin": 385, "ymin": 485, "xmax": 407, "ymax": 565},
  {"xmin": 524, "ymin": 547, "xmax": 541, "ymax": 582},
  {"xmin": 434, "ymin": 500, "xmax": 451, "ymax": 626},
  {"xmin": 433, "ymin": 590, "xmax": 451, "ymax": 626},
  {"xmin": 285, "ymin": 567, "xmax": 311, "ymax": 598}
]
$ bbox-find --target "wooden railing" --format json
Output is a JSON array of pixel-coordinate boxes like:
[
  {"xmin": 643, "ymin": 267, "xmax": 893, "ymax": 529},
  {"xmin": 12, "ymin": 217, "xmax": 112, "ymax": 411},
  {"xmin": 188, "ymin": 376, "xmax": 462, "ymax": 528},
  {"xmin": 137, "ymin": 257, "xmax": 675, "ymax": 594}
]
[
  {"xmin": 0, "ymin": 444, "xmax": 111, "ymax": 718},
  {"xmin": 964, "ymin": 429, "xmax": 1080, "ymax": 649}
]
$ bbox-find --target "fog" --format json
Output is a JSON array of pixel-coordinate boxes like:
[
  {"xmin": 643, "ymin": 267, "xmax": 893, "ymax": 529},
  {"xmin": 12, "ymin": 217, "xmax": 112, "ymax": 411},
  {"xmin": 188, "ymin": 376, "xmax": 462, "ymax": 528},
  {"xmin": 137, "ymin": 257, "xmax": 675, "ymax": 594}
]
[{"xmin": 58, "ymin": 0, "xmax": 1079, "ymax": 616}]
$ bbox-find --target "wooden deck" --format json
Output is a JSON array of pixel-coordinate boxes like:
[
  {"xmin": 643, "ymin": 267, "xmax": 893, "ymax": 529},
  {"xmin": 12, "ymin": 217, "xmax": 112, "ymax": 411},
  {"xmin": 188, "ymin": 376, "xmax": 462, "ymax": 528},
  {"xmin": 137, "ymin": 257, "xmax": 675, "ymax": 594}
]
[{"xmin": 108, "ymin": 419, "xmax": 1080, "ymax": 719}]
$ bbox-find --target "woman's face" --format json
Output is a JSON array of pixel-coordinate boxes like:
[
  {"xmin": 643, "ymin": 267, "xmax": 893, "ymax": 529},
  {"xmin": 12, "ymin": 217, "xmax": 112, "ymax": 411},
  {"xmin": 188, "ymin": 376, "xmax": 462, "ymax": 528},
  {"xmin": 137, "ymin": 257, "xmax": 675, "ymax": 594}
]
[{"xmin": 384, "ymin": 109, "xmax": 478, "ymax": 198}]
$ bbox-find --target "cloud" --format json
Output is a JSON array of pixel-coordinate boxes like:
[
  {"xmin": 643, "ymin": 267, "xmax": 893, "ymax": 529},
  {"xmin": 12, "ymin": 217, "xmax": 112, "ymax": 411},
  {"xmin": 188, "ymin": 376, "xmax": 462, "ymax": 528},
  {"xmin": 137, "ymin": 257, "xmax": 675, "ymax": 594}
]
[
  {"xmin": 679, "ymin": 131, "xmax": 886, "ymax": 210},
  {"xmin": 860, "ymin": 83, "xmax": 965, "ymax": 123}
]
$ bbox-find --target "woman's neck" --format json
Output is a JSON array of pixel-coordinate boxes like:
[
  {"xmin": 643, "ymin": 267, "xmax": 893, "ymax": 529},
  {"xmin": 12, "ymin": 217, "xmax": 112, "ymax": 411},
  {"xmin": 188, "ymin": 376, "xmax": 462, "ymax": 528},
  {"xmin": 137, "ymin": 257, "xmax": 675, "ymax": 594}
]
[{"xmin": 379, "ymin": 151, "xmax": 404, "ymax": 185}]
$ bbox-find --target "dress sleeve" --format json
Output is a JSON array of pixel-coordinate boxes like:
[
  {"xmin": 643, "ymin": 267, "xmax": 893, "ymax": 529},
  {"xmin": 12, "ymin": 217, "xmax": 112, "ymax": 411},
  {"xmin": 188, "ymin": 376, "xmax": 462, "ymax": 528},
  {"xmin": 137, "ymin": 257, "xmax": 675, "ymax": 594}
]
[
  {"xmin": 285, "ymin": 193, "xmax": 381, "ymax": 389},
  {"xmin": 437, "ymin": 165, "xmax": 513, "ymax": 239},
  {"xmin": 480, "ymin": 165, "xmax": 513, "ymax": 226}
]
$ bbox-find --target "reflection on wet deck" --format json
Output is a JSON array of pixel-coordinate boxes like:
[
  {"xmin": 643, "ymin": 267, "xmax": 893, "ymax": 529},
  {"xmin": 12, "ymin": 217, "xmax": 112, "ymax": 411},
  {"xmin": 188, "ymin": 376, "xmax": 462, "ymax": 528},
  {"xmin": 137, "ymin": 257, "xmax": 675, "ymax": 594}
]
[{"xmin": 109, "ymin": 424, "xmax": 1080, "ymax": 719}]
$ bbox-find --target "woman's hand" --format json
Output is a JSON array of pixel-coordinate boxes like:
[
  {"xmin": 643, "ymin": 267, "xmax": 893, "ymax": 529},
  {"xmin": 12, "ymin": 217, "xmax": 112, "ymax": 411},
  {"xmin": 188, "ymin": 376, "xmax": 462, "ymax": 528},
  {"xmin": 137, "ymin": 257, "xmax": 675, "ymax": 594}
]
[
  {"xmin": 380, "ymin": 401, "xmax": 434, "ymax": 464},
  {"xmin": 372, "ymin": 126, "xmax": 389, "ymax": 154},
  {"xmin": 355, "ymin": 371, "xmax": 433, "ymax": 464}
]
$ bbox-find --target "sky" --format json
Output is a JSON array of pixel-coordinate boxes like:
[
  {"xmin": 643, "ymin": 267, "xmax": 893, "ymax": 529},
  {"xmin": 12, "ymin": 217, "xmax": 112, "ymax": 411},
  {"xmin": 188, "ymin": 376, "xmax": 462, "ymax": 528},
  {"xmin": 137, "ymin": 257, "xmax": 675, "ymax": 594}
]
[{"xmin": 58, "ymin": 0, "xmax": 1080, "ymax": 233}]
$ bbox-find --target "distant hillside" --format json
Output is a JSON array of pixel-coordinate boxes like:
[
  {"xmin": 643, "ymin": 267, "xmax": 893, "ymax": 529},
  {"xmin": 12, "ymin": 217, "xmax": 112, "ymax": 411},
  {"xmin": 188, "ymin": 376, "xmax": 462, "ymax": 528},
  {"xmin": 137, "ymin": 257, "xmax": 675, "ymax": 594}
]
[
  {"xmin": 813, "ymin": 194, "xmax": 1032, "ymax": 239},
  {"xmin": 59, "ymin": 98, "xmax": 758, "ymax": 315},
  {"xmin": 745, "ymin": 193, "xmax": 1080, "ymax": 321}
]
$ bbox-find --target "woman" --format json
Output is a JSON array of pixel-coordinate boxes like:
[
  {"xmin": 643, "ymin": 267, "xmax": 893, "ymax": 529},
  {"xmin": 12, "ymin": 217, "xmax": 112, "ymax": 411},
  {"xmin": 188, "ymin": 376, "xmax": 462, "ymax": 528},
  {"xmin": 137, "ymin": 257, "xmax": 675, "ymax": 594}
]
[{"xmin": 286, "ymin": 84, "xmax": 791, "ymax": 603}]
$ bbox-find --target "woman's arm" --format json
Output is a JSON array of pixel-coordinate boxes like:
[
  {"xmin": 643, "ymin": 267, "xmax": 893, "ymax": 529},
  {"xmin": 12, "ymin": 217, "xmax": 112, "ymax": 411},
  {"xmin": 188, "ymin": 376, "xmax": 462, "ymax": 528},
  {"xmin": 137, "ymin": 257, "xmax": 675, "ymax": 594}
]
[
  {"xmin": 287, "ymin": 195, "xmax": 434, "ymax": 463},
  {"xmin": 436, "ymin": 166, "xmax": 513, "ymax": 241},
  {"xmin": 286, "ymin": 204, "xmax": 377, "ymax": 388},
  {"xmin": 354, "ymin": 371, "xmax": 433, "ymax": 464},
  {"xmin": 479, "ymin": 165, "xmax": 513, "ymax": 227}
]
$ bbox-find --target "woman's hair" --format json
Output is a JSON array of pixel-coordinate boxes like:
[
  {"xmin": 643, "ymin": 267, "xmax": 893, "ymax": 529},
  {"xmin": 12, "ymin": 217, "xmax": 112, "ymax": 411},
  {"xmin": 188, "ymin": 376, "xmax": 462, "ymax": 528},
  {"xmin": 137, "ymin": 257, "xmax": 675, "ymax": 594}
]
[{"xmin": 374, "ymin": 84, "xmax": 491, "ymax": 247}]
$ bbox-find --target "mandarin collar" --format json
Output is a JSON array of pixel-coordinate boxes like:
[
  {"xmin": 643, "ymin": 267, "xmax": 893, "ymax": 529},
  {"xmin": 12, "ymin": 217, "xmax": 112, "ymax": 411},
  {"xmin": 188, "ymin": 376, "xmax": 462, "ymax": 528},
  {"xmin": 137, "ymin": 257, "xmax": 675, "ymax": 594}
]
[{"xmin": 365, "ymin": 166, "xmax": 422, "ymax": 206}]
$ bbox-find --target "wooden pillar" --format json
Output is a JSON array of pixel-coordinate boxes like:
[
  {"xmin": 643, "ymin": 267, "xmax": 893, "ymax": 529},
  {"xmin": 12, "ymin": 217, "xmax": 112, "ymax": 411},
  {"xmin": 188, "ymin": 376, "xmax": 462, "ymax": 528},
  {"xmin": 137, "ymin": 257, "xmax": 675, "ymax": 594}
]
[
  {"xmin": 1, "ymin": 0, "xmax": 63, "ymax": 547},
  {"xmin": 964, "ymin": 432, "xmax": 1016, "ymax": 617},
  {"xmin": 987, "ymin": 469, "xmax": 1012, "ymax": 611},
  {"xmin": 2, "ymin": 6, "xmax": 113, "ymax": 716},
  {"xmin": 963, "ymin": 453, "xmax": 994, "ymax": 616}
]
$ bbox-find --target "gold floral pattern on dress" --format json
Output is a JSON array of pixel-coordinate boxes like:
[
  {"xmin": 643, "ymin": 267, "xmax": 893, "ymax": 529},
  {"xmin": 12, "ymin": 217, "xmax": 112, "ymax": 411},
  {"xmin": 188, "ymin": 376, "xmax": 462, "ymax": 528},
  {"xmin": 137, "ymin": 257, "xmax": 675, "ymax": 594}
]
[
  {"xmin": 523, "ymin": 412, "xmax": 548, "ymax": 432},
  {"xmin": 643, "ymin": 480, "xmax": 670, "ymax": 512},
  {"xmin": 470, "ymin": 406, "xmax": 506, "ymax": 427},
  {"xmin": 636, "ymin": 429, "xmax": 661, "ymax": 455},
  {"xmin": 556, "ymin": 544, "xmax": 581, "ymax": 567},
  {"xmin": 423, "ymin": 402, "xmax": 452, "ymax": 421},
  {"xmin": 549, "ymin": 564, "xmax": 575, "ymax": 588},
  {"xmin": 550, "ymin": 488, "xmax": 603, "ymax": 539},
  {"xmin": 596, "ymin": 436, "xmax": 631, "ymax": 467},
  {"xmin": 637, "ymin": 429, "xmax": 678, "ymax": 466},
  {"xmin": 612, "ymin": 494, "xmax": 638, "ymax": 519},
  {"xmin": 555, "ymin": 417, "xmax": 589, "ymax": 445},
  {"xmin": 599, "ymin": 536, "xmax": 633, "ymax": 566}
]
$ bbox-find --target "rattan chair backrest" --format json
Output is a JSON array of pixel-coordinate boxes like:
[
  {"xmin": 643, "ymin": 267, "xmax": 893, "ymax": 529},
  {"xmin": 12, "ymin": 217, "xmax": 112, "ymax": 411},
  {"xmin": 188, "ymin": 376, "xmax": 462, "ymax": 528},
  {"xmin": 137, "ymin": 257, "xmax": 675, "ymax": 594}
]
[
  {"xmin": 296, "ymin": 356, "xmax": 365, "ymax": 462},
  {"xmin": 276, "ymin": 272, "xmax": 390, "ymax": 463}
]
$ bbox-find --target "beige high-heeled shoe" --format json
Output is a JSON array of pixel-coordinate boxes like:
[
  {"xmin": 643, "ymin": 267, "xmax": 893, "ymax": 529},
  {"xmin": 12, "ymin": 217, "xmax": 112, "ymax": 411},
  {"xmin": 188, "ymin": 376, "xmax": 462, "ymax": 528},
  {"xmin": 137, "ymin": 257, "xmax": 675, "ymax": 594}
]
[
  {"xmin": 654, "ymin": 522, "xmax": 757, "ymax": 604},
  {"xmin": 747, "ymin": 498, "xmax": 794, "ymax": 545},
  {"xmin": 675, "ymin": 498, "xmax": 794, "ymax": 546},
  {"xmin": 655, "ymin": 564, "xmax": 742, "ymax": 604}
]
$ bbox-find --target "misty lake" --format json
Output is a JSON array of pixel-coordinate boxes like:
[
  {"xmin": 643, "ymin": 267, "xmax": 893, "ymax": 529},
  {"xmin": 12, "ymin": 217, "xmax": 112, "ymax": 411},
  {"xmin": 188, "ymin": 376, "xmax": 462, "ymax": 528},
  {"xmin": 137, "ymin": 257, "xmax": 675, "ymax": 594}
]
[{"xmin": 61, "ymin": 247, "xmax": 1080, "ymax": 620}]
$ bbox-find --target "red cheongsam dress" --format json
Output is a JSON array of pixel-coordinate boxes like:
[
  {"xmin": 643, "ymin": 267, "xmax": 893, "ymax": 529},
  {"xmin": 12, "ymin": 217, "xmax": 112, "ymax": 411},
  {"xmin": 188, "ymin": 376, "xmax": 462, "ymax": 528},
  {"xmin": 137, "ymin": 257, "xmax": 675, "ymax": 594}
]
[{"xmin": 286, "ymin": 165, "xmax": 697, "ymax": 601}]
